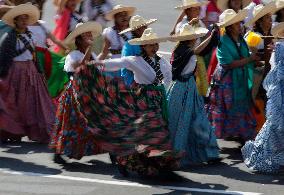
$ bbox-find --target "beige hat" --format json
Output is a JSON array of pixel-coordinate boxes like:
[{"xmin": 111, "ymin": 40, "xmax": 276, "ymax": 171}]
[
  {"xmin": 217, "ymin": 9, "xmax": 248, "ymax": 28},
  {"xmin": 64, "ymin": 22, "xmax": 102, "ymax": 46},
  {"xmin": 275, "ymin": 0, "xmax": 284, "ymax": 13},
  {"xmin": 245, "ymin": 2, "xmax": 277, "ymax": 27},
  {"xmin": 2, "ymin": 4, "xmax": 40, "ymax": 27},
  {"xmin": 0, "ymin": 5, "xmax": 14, "ymax": 19},
  {"xmin": 175, "ymin": 0, "xmax": 209, "ymax": 10},
  {"xmin": 271, "ymin": 21, "xmax": 284, "ymax": 37},
  {"xmin": 105, "ymin": 5, "xmax": 136, "ymax": 21},
  {"xmin": 169, "ymin": 24, "xmax": 208, "ymax": 42},
  {"xmin": 119, "ymin": 15, "xmax": 157, "ymax": 34},
  {"xmin": 53, "ymin": 0, "xmax": 82, "ymax": 7},
  {"xmin": 128, "ymin": 28, "xmax": 168, "ymax": 45},
  {"xmin": 217, "ymin": 0, "xmax": 252, "ymax": 11}
]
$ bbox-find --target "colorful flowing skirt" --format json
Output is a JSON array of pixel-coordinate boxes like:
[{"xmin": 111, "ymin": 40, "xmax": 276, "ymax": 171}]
[
  {"xmin": 206, "ymin": 67, "xmax": 256, "ymax": 140},
  {"xmin": 53, "ymin": 65, "xmax": 181, "ymax": 175},
  {"xmin": 242, "ymin": 46, "xmax": 284, "ymax": 173},
  {"xmin": 0, "ymin": 60, "xmax": 55, "ymax": 143},
  {"xmin": 167, "ymin": 74, "xmax": 219, "ymax": 166}
]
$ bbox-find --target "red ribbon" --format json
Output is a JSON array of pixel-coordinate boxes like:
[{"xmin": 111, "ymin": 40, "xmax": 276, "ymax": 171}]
[{"xmin": 36, "ymin": 47, "xmax": 52, "ymax": 79}]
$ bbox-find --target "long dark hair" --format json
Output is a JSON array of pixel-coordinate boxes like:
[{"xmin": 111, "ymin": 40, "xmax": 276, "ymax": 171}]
[
  {"xmin": 275, "ymin": 10, "xmax": 284, "ymax": 23},
  {"xmin": 253, "ymin": 17, "xmax": 272, "ymax": 36},
  {"xmin": 227, "ymin": 0, "xmax": 243, "ymax": 11}
]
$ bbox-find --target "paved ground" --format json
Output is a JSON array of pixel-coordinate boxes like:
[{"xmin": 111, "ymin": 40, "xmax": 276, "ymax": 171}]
[{"xmin": 0, "ymin": 1, "xmax": 283, "ymax": 195}]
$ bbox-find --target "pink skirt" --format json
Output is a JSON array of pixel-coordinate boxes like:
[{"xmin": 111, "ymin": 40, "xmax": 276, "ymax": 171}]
[{"xmin": 0, "ymin": 60, "xmax": 55, "ymax": 143}]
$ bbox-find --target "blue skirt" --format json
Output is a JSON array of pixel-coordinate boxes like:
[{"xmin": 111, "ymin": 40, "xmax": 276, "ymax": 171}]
[{"xmin": 167, "ymin": 75, "xmax": 219, "ymax": 166}]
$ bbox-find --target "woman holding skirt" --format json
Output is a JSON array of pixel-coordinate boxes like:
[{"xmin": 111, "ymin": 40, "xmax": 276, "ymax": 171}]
[
  {"xmin": 167, "ymin": 24, "xmax": 220, "ymax": 166},
  {"xmin": 0, "ymin": 4, "xmax": 54, "ymax": 143}
]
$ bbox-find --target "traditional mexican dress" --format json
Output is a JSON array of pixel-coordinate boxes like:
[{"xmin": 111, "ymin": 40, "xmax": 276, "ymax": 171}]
[
  {"xmin": 167, "ymin": 43, "xmax": 219, "ymax": 166},
  {"xmin": 206, "ymin": 34, "xmax": 256, "ymax": 141},
  {"xmin": 28, "ymin": 21, "xmax": 68, "ymax": 98},
  {"xmin": 49, "ymin": 50, "xmax": 101, "ymax": 159},
  {"xmin": 0, "ymin": 29, "xmax": 54, "ymax": 143},
  {"xmin": 102, "ymin": 26, "xmax": 131, "ymax": 78},
  {"xmin": 242, "ymin": 42, "xmax": 284, "ymax": 173}
]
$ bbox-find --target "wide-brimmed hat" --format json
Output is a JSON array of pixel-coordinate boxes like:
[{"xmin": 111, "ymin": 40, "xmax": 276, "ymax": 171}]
[
  {"xmin": 64, "ymin": 22, "xmax": 102, "ymax": 46},
  {"xmin": 217, "ymin": 9, "xmax": 248, "ymax": 28},
  {"xmin": 105, "ymin": 5, "xmax": 136, "ymax": 21},
  {"xmin": 217, "ymin": 0, "xmax": 252, "ymax": 11},
  {"xmin": 0, "ymin": 5, "xmax": 14, "ymax": 19},
  {"xmin": 175, "ymin": 0, "xmax": 209, "ymax": 10},
  {"xmin": 275, "ymin": 0, "xmax": 284, "ymax": 13},
  {"xmin": 169, "ymin": 24, "xmax": 208, "ymax": 42},
  {"xmin": 245, "ymin": 2, "xmax": 277, "ymax": 27},
  {"xmin": 53, "ymin": 0, "xmax": 82, "ymax": 7},
  {"xmin": 128, "ymin": 28, "xmax": 168, "ymax": 45},
  {"xmin": 271, "ymin": 21, "xmax": 284, "ymax": 37},
  {"xmin": 119, "ymin": 15, "xmax": 157, "ymax": 34},
  {"xmin": 2, "ymin": 4, "xmax": 40, "ymax": 27}
]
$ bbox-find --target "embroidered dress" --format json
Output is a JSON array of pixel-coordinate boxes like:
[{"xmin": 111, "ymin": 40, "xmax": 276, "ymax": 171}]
[
  {"xmin": 242, "ymin": 42, "xmax": 284, "ymax": 173},
  {"xmin": 0, "ymin": 30, "xmax": 54, "ymax": 143},
  {"xmin": 167, "ymin": 44, "xmax": 219, "ymax": 166},
  {"xmin": 206, "ymin": 34, "xmax": 256, "ymax": 140}
]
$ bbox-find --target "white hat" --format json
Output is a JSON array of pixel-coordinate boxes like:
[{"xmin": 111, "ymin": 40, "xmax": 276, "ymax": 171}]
[
  {"xmin": 271, "ymin": 21, "xmax": 284, "ymax": 37},
  {"xmin": 105, "ymin": 5, "xmax": 136, "ymax": 21},
  {"xmin": 64, "ymin": 22, "xmax": 102, "ymax": 46},
  {"xmin": 0, "ymin": 5, "xmax": 13, "ymax": 19},
  {"xmin": 128, "ymin": 28, "xmax": 168, "ymax": 45},
  {"xmin": 169, "ymin": 24, "xmax": 208, "ymax": 42},
  {"xmin": 217, "ymin": 0, "xmax": 252, "ymax": 11},
  {"xmin": 2, "ymin": 4, "xmax": 39, "ymax": 27},
  {"xmin": 245, "ymin": 2, "xmax": 277, "ymax": 27},
  {"xmin": 217, "ymin": 9, "xmax": 248, "ymax": 28},
  {"xmin": 119, "ymin": 15, "xmax": 157, "ymax": 34},
  {"xmin": 175, "ymin": 0, "xmax": 209, "ymax": 10}
]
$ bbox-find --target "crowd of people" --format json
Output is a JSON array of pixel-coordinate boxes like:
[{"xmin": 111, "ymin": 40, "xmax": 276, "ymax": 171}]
[{"xmin": 0, "ymin": 0, "xmax": 283, "ymax": 178}]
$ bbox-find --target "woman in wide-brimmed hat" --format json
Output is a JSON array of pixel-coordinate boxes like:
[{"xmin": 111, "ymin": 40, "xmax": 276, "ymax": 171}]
[
  {"xmin": 119, "ymin": 15, "xmax": 157, "ymax": 86},
  {"xmin": 167, "ymin": 24, "xmax": 220, "ymax": 167},
  {"xmin": 244, "ymin": 2, "xmax": 277, "ymax": 132},
  {"xmin": 273, "ymin": 0, "xmax": 284, "ymax": 26},
  {"xmin": 0, "ymin": 4, "xmax": 55, "ymax": 143},
  {"xmin": 52, "ymin": 0, "xmax": 85, "ymax": 53},
  {"xmin": 49, "ymin": 21, "xmax": 103, "ymax": 164},
  {"xmin": 72, "ymin": 28, "xmax": 182, "ymax": 177},
  {"xmin": 217, "ymin": 0, "xmax": 252, "ymax": 12},
  {"xmin": 242, "ymin": 22, "xmax": 284, "ymax": 174},
  {"xmin": 206, "ymin": 9, "xmax": 260, "ymax": 145}
]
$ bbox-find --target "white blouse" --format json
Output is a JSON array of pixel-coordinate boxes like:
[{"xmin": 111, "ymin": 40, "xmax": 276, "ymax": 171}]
[
  {"xmin": 175, "ymin": 18, "xmax": 206, "ymax": 34},
  {"xmin": 28, "ymin": 20, "xmax": 50, "ymax": 48},
  {"xmin": 181, "ymin": 55, "xmax": 197, "ymax": 76},
  {"xmin": 103, "ymin": 56, "xmax": 172, "ymax": 87},
  {"xmin": 13, "ymin": 33, "xmax": 35, "ymax": 62},
  {"xmin": 65, "ymin": 50, "xmax": 97, "ymax": 72},
  {"xmin": 102, "ymin": 27, "xmax": 132, "ymax": 58}
]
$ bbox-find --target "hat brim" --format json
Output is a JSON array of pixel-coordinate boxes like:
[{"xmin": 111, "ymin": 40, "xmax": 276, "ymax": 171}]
[
  {"xmin": 275, "ymin": 2, "xmax": 284, "ymax": 14},
  {"xmin": 271, "ymin": 22, "xmax": 284, "ymax": 37},
  {"xmin": 175, "ymin": 1, "xmax": 208, "ymax": 10},
  {"xmin": 169, "ymin": 29, "xmax": 208, "ymax": 42},
  {"xmin": 0, "ymin": 5, "xmax": 14, "ymax": 19},
  {"xmin": 2, "ymin": 4, "xmax": 40, "ymax": 27},
  {"xmin": 119, "ymin": 19, "xmax": 157, "ymax": 34},
  {"xmin": 128, "ymin": 37, "xmax": 168, "ymax": 45},
  {"xmin": 217, "ymin": 9, "xmax": 248, "ymax": 28},
  {"xmin": 217, "ymin": 0, "xmax": 252, "ymax": 11},
  {"xmin": 245, "ymin": 2, "xmax": 277, "ymax": 27},
  {"xmin": 105, "ymin": 7, "xmax": 136, "ymax": 21},
  {"xmin": 64, "ymin": 22, "xmax": 102, "ymax": 46}
]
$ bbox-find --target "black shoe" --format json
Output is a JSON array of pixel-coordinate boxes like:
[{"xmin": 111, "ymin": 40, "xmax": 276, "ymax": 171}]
[
  {"xmin": 109, "ymin": 154, "xmax": 117, "ymax": 165},
  {"xmin": 117, "ymin": 164, "xmax": 129, "ymax": 177},
  {"xmin": 53, "ymin": 154, "xmax": 67, "ymax": 165}
]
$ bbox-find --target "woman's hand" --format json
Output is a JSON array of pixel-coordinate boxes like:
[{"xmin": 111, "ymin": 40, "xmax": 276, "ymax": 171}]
[
  {"xmin": 188, "ymin": 18, "xmax": 199, "ymax": 26},
  {"xmin": 250, "ymin": 53, "xmax": 261, "ymax": 62}
]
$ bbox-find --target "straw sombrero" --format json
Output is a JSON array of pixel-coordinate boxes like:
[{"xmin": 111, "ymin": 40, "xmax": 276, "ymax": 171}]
[
  {"xmin": 105, "ymin": 5, "xmax": 136, "ymax": 21},
  {"xmin": 169, "ymin": 24, "xmax": 208, "ymax": 42},
  {"xmin": 64, "ymin": 22, "xmax": 102, "ymax": 46},
  {"xmin": 245, "ymin": 2, "xmax": 277, "ymax": 27},
  {"xmin": 175, "ymin": 0, "xmax": 209, "ymax": 10},
  {"xmin": 119, "ymin": 15, "xmax": 157, "ymax": 34},
  {"xmin": 0, "ymin": 5, "xmax": 14, "ymax": 19},
  {"xmin": 275, "ymin": 0, "xmax": 284, "ymax": 13},
  {"xmin": 53, "ymin": 0, "xmax": 81, "ymax": 7},
  {"xmin": 128, "ymin": 28, "xmax": 168, "ymax": 45},
  {"xmin": 217, "ymin": 0, "xmax": 252, "ymax": 11},
  {"xmin": 271, "ymin": 21, "xmax": 284, "ymax": 37},
  {"xmin": 2, "ymin": 4, "xmax": 39, "ymax": 27},
  {"xmin": 217, "ymin": 9, "xmax": 248, "ymax": 28}
]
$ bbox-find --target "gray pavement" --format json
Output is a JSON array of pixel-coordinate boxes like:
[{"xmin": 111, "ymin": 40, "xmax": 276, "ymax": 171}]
[{"xmin": 0, "ymin": 1, "xmax": 283, "ymax": 195}]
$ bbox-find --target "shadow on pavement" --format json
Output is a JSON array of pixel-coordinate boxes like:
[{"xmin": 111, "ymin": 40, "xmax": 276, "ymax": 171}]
[{"xmin": 1, "ymin": 141, "xmax": 52, "ymax": 154}]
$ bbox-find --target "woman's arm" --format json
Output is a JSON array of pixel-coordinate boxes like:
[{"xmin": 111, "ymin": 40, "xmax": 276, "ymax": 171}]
[
  {"xmin": 94, "ymin": 57, "xmax": 132, "ymax": 72},
  {"xmin": 222, "ymin": 54, "xmax": 260, "ymax": 70},
  {"xmin": 170, "ymin": 11, "xmax": 185, "ymax": 35},
  {"xmin": 97, "ymin": 37, "xmax": 111, "ymax": 60},
  {"xmin": 47, "ymin": 32, "xmax": 68, "ymax": 50}
]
